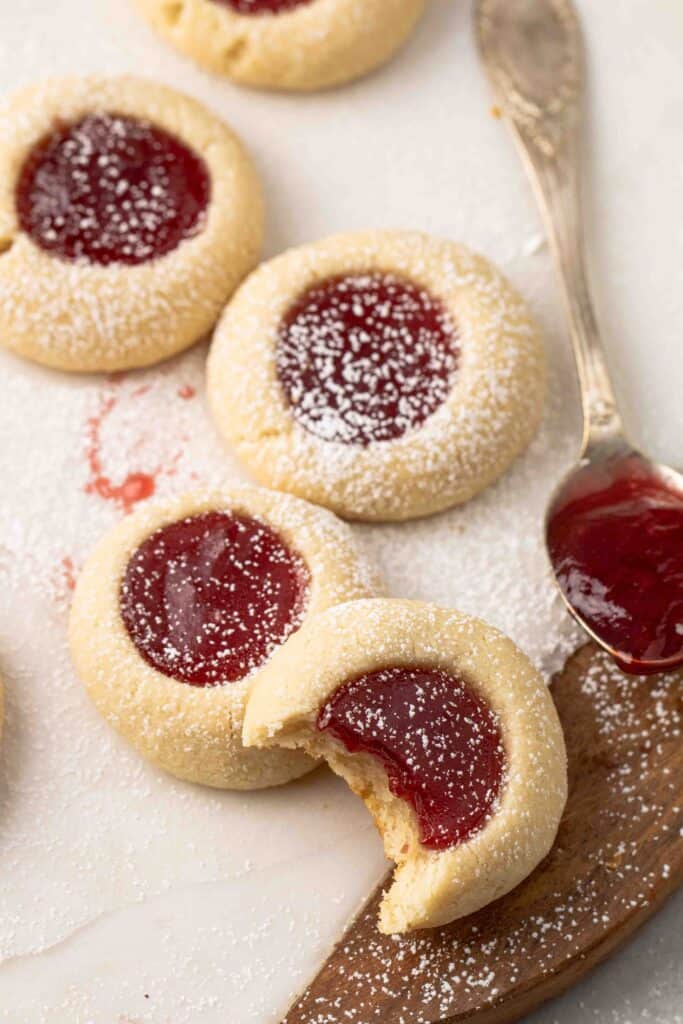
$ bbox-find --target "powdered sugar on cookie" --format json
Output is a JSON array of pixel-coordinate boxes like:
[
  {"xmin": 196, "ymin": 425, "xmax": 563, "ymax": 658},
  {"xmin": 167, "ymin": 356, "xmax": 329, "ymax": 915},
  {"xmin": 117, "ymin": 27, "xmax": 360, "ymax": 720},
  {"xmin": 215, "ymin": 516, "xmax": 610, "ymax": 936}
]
[
  {"xmin": 208, "ymin": 230, "xmax": 546, "ymax": 520},
  {"xmin": 0, "ymin": 75, "xmax": 263, "ymax": 371}
]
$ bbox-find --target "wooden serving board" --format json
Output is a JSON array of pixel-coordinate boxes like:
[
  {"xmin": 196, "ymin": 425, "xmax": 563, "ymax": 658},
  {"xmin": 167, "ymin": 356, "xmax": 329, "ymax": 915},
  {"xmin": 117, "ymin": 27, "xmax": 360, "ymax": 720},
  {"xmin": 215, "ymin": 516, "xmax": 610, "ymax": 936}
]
[{"xmin": 282, "ymin": 644, "xmax": 682, "ymax": 1024}]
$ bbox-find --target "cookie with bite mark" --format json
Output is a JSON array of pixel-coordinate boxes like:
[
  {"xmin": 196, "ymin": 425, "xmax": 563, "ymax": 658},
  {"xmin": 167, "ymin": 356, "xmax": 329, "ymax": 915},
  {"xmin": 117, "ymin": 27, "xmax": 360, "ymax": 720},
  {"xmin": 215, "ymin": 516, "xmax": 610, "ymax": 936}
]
[{"xmin": 243, "ymin": 598, "xmax": 567, "ymax": 932}]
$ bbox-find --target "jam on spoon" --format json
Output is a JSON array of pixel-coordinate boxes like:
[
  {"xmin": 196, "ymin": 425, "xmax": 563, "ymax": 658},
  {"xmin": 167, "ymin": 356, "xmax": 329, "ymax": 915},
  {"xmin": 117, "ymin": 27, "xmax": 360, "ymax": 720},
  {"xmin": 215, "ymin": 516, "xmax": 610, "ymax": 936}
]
[
  {"xmin": 120, "ymin": 511, "xmax": 309, "ymax": 686},
  {"xmin": 276, "ymin": 272, "xmax": 459, "ymax": 446},
  {"xmin": 547, "ymin": 454, "xmax": 683, "ymax": 675},
  {"xmin": 317, "ymin": 665, "xmax": 505, "ymax": 850}
]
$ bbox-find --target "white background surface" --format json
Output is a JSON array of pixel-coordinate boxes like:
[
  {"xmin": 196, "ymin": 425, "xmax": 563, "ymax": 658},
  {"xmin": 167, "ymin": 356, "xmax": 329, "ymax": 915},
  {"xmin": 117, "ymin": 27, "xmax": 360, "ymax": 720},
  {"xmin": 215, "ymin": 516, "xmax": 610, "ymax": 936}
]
[{"xmin": 0, "ymin": 1, "xmax": 681, "ymax": 1022}]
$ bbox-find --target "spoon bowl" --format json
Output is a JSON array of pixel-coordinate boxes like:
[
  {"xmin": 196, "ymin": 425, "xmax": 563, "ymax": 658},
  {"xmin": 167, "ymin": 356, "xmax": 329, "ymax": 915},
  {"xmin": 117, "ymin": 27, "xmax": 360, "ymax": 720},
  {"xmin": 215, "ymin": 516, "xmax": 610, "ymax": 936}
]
[{"xmin": 545, "ymin": 443, "xmax": 683, "ymax": 675}]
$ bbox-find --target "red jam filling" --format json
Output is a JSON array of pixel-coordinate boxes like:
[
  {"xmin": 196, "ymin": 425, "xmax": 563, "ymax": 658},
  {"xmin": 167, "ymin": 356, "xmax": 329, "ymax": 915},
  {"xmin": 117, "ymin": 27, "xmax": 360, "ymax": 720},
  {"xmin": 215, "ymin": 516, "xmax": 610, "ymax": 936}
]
[
  {"xmin": 547, "ymin": 455, "xmax": 683, "ymax": 675},
  {"xmin": 214, "ymin": 0, "xmax": 313, "ymax": 13},
  {"xmin": 317, "ymin": 666, "xmax": 505, "ymax": 851},
  {"xmin": 120, "ymin": 511, "xmax": 309, "ymax": 687},
  {"xmin": 276, "ymin": 273, "xmax": 459, "ymax": 446},
  {"xmin": 16, "ymin": 112, "xmax": 210, "ymax": 266}
]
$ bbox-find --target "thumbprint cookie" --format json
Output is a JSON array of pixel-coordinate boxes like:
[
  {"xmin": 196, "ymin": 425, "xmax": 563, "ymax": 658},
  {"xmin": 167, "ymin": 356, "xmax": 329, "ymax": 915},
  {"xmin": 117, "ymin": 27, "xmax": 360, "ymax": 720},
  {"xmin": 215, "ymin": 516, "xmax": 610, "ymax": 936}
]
[
  {"xmin": 68, "ymin": 486, "xmax": 380, "ymax": 789},
  {"xmin": 207, "ymin": 231, "xmax": 546, "ymax": 521},
  {"xmin": 135, "ymin": 0, "xmax": 425, "ymax": 92},
  {"xmin": 0, "ymin": 76, "xmax": 264, "ymax": 371},
  {"xmin": 243, "ymin": 599, "xmax": 567, "ymax": 932}
]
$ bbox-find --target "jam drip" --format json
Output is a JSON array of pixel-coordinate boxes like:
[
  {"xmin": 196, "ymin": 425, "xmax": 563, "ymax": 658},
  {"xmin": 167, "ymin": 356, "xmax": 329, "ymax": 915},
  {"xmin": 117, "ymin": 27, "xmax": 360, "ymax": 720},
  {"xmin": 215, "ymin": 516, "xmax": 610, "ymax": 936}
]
[
  {"xmin": 276, "ymin": 273, "xmax": 459, "ymax": 446},
  {"xmin": 214, "ymin": 0, "xmax": 313, "ymax": 13},
  {"xmin": 317, "ymin": 666, "xmax": 505, "ymax": 851},
  {"xmin": 16, "ymin": 112, "xmax": 210, "ymax": 266},
  {"xmin": 547, "ymin": 456, "xmax": 683, "ymax": 675},
  {"xmin": 120, "ymin": 511, "xmax": 309, "ymax": 686}
]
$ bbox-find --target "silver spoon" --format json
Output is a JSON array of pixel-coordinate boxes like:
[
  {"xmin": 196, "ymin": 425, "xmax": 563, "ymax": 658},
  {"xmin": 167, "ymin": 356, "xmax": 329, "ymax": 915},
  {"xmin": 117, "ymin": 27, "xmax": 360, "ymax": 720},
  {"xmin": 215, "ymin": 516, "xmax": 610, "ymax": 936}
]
[{"xmin": 475, "ymin": 0, "xmax": 683, "ymax": 675}]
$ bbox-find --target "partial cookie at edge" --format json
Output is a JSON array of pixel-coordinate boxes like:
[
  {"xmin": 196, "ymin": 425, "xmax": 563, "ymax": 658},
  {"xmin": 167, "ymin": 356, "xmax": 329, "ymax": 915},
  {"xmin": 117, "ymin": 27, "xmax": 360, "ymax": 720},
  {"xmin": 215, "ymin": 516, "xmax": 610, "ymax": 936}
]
[{"xmin": 135, "ymin": 0, "xmax": 426, "ymax": 92}]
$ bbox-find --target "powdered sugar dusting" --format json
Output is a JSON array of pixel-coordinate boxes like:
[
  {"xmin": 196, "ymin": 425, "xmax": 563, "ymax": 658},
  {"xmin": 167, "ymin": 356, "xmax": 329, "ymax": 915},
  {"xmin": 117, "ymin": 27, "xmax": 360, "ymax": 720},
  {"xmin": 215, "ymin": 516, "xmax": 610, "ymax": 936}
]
[
  {"xmin": 0, "ymin": 75, "xmax": 263, "ymax": 370},
  {"xmin": 317, "ymin": 665, "xmax": 504, "ymax": 850},
  {"xmin": 16, "ymin": 111, "xmax": 210, "ymax": 266},
  {"xmin": 0, "ymin": 0, "xmax": 679, "ymax": 1017},
  {"xmin": 120, "ymin": 509, "xmax": 310, "ymax": 686},
  {"xmin": 209, "ymin": 231, "xmax": 547, "ymax": 520},
  {"xmin": 0, "ymin": 334, "xmax": 580, "ymax": 962},
  {"xmin": 283, "ymin": 647, "xmax": 682, "ymax": 1023},
  {"xmin": 276, "ymin": 272, "xmax": 458, "ymax": 446}
]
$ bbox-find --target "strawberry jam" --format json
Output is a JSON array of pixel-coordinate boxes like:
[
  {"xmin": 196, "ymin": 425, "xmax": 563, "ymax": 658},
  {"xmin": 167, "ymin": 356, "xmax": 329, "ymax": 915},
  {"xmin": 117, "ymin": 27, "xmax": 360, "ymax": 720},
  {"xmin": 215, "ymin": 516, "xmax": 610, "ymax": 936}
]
[
  {"xmin": 276, "ymin": 273, "xmax": 459, "ymax": 446},
  {"xmin": 16, "ymin": 112, "xmax": 210, "ymax": 266},
  {"xmin": 120, "ymin": 511, "xmax": 309, "ymax": 686},
  {"xmin": 214, "ymin": 0, "xmax": 312, "ymax": 13},
  {"xmin": 547, "ymin": 455, "xmax": 683, "ymax": 675},
  {"xmin": 317, "ymin": 666, "xmax": 505, "ymax": 850}
]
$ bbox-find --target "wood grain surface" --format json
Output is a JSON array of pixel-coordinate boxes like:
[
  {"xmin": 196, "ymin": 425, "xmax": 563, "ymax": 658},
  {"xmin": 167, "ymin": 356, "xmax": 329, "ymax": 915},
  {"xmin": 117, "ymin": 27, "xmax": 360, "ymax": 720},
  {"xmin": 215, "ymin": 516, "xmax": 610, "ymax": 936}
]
[{"xmin": 283, "ymin": 643, "xmax": 682, "ymax": 1024}]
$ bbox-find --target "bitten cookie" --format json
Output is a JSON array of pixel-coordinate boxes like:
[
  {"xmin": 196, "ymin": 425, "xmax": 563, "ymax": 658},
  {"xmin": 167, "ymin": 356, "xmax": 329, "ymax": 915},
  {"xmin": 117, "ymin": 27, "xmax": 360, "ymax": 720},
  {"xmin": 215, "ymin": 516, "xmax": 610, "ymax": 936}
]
[
  {"xmin": 68, "ymin": 486, "xmax": 380, "ymax": 789},
  {"xmin": 207, "ymin": 230, "xmax": 546, "ymax": 521},
  {"xmin": 243, "ymin": 599, "xmax": 567, "ymax": 933},
  {"xmin": 0, "ymin": 76, "xmax": 264, "ymax": 371},
  {"xmin": 135, "ymin": 0, "xmax": 426, "ymax": 92}
]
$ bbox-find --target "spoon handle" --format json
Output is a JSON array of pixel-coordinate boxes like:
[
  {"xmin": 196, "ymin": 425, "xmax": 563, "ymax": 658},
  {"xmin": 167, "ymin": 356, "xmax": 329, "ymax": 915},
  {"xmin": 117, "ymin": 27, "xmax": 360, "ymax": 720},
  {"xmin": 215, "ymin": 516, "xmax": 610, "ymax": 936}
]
[{"xmin": 475, "ymin": 0, "xmax": 624, "ymax": 455}]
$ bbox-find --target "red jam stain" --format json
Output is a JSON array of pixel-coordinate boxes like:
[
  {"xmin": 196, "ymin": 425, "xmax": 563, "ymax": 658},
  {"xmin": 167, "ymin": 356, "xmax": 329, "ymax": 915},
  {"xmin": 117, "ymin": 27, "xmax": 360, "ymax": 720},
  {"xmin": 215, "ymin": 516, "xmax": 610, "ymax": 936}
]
[
  {"xmin": 16, "ymin": 112, "xmax": 210, "ymax": 266},
  {"xmin": 214, "ymin": 0, "xmax": 313, "ymax": 13},
  {"xmin": 317, "ymin": 666, "xmax": 505, "ymax": 851},
  {"xmin": 178, "ymin": 384, "xmax": 196, "ymax": 400},
  {"xmin": 84, "ymin": 392, "xmax": 157, "ymax": 514},
  {"xmin": 52, "ymin": 555, "xmax": 79, "ymax": 604},
  {"xmin": 547, "ymin": 455, "xmax": 683, "ymax": 675},
  {"xmin": 120, "ymin": 511, "xmax": 309, "ymax": 686},
  {"xmin": 61, "ymin": 556, "xmax": 77, "ymax": 593},
  {"xmin": 276, "ymin": 273, "xmax": 459, "ymax": 446}
]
